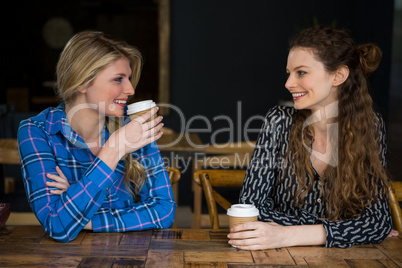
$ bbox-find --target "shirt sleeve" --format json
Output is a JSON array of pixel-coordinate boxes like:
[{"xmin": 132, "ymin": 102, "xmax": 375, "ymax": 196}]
[
  {"xmin": 91, "ymin": 142, "xmax": 176, "ymax": 232},
  {"xmin": 321, "ymin": 197, "xmax": 391, "ymax": 248},
  {"xmin": 18, "ymin": 122, "xmax": 116, "ymax": 243}
]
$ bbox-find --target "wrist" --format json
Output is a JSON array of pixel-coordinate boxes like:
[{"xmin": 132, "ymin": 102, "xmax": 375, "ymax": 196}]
[
  {"xmin": 98, "ymin": 143, "xmax": 121, "ymax": 171},
  {"xmin": 105, "ymin": 133, "xmax": 126, "ymax": 159},
  {"xmin": 284, "ymin": 225, "xmax": 298, "ymax": 247},
  {"xmin": 285, "ymin": 225, "xmax": 326, "ymax": 247}
]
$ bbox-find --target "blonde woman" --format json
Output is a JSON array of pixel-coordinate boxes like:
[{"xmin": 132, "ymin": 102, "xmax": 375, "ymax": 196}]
[
  {"xmin": 18, "ymin": 31, "xmax": 175, "ymax": 242},
  {"xmin": 228, "ymin": 26, "xmax": 396, "ymax": 249}
]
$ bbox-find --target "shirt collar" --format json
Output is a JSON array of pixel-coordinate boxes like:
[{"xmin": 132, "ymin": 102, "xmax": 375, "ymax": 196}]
[{"xmin": 48, "ymin": 103, "xmax": 108, "ymax": 148}]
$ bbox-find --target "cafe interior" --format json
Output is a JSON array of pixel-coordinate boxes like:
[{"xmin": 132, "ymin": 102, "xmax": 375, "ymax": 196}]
[{"xmin": 0, "ymin": 0, "xmax": 402, "ymax": 266}]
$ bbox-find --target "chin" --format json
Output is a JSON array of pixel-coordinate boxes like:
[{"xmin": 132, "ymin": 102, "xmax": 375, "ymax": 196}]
[
  {"xmin": 293, "ymin": 103, "xmax": 305, "ymax": 110},
  {"xmin": 105, "ymin": 110, "xmax": 125, "ymax": 118}
]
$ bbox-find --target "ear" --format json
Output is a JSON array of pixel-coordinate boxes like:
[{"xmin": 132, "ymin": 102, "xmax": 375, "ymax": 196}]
[
  {"xmin": 77, "ymin": 85, "xmax": 87, "ymax": 94},
  {"xmin": 332, "ymin": 66, "xmax": 349, "ymax": 86}
]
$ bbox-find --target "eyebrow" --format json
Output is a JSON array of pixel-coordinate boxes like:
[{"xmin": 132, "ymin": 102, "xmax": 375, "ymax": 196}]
[
  {"xmin": 286, "ymin": 65, "xmax": 310, "ymax": 72},
  {"xmin": 114, "ymin": 73, "xmax": 128, "ymax": 77}
]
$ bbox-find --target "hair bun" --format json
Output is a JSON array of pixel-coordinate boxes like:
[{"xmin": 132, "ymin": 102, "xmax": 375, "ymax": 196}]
[{"xmin": 357, "ymin": 44, "xmax": 382, "ymax": 76}]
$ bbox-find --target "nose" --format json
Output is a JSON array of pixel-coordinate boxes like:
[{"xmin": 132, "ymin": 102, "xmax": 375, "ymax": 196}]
[
  {"xmin": 285, "ymin": 74, "xmax": 295, "ymax": 90},
  {"xmin": 124, "ymin": 81, "xmax": 135, "ymax": 96}
]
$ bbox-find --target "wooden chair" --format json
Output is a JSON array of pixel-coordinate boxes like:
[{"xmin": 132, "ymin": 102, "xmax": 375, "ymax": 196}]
[
  {"xmin": 0, "ymin": 139, "xmax": 20, "ymax": 194},
  {"xmin": 194, "ymin": 169, "xmax": 402, "ymax": 233},
  {"xmin": 166, "ymin": 166, "xmax": 181, "ymax": 228},
  {"xmin": 389, "ymin": 181, "xmax": 402, "ymax": 233},
  {"xmin": 166, "ymin": 166, "xmax": 181, "ymax": 185},
  {"xmin": 193, "ymin": 169, "xmax": 246, "ymax": 229}
]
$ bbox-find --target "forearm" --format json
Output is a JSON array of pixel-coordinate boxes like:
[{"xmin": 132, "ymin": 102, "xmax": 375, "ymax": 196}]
[
  {"xmin": 92, "ymin": 199, "xmax": 176, "ymax": 232},
  {"xmin": 286, "ymin": 224, "xmax": 326, "ymax": 247},
  {"xmin": 26, "ymin": 158, "xmax": 117, "ymax": 242}
]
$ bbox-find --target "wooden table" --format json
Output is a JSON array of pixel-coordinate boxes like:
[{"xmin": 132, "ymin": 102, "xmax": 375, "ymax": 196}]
[{"xmin": 0, "ymin": 226, "xmax": 401, "ymax": 267}]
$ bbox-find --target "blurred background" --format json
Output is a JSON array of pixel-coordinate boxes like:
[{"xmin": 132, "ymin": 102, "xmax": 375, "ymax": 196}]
[{"xmin": 0, "ymin": 0, "xmax": 401, "ymax": 224}]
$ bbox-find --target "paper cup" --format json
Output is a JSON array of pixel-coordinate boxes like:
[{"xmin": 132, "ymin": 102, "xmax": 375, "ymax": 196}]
[
  {"xmin": 227, "ymin": 204, "xmax": 259, "ymax": 229},
  {"xmin": 127, "ymin": 100, "xmax": 157, "ymax": 122}
]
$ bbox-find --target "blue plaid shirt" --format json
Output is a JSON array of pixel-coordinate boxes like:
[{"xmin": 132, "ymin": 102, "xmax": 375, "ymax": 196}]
[{"xmin": 17, "ymin": 103, "xmax": 176, "ymax": 242}]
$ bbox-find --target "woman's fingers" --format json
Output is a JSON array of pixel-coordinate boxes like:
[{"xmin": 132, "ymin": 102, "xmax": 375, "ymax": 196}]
[
  {"xmin": 55, "ymin": 166, "xmax": 67, "ymax": 180},
  {"xmin": 144, "ymin": 115, "xmax": 163, "ymax": 130},
  {"xmin": 46, "ymin": 166, "xmax": 70, "ymax": 195},
  {"xmin": 49, "ymin": 189, "xmax": 65, "ymax": 195},
  {"xmin": 387, "ymin": 229, "xmax": 399, "ymax": 237},
  {"xmin": 123, "ymin": 113, "xmax": 164, "ymax": 152},
  {"xmin": 46, "ymin": 179, "xmax": 69, "ymax": 191},
  {"xmin": 134, "ymin": 107, "xmax": 159, "ymax": 124},
  {"xmin": 144, "ymin": 120, "xmax": 164, "ymax": 138}
]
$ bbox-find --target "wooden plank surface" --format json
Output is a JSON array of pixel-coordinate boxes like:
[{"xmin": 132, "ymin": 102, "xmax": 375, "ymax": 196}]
[
  {"xmin": 0, "ymin": 256, "xmax": 81, "ymax": 267},
  {"xmin": 146, "ymin": 251, "xmax": 183, "ymax": 268},
  {"xmin": 0, "ymin": 226, "xmax": 401, "ymax": 267},
  {"xmin": 252, "ymin": 248, "xmax": 296, "ymax": 265},
  {"xmin": 375, "ymin": 237, "xmax": 402, "ymax": 267},
  {"xmin": 184, "ymin": 250, "xmax": 253, "ymax": 263}
]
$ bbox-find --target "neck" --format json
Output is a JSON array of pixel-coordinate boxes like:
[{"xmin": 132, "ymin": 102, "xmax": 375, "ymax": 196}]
[
  {"xmin": 65, "ymin": 102, "xmax": 105, "ymax": 142},
  {"xmin": 310, "ymin": 102, "xmax": 338, "ymax": 135}
]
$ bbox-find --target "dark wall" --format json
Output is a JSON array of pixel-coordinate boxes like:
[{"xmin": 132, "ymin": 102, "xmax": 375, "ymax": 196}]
[
  {"xmin": 0, "ymin": 1, "xmax": 394, "ymax": 142},
  {"xmin": 0, "ymin": 0, "xmax": 159, "ymax": 110},
  {"xmin": 165, "ymin": 0, "xmax": 394, "ymax": 143},
  {"xmin": 0, "ymin": 0, "xmax": 395, "ymax": 208}
]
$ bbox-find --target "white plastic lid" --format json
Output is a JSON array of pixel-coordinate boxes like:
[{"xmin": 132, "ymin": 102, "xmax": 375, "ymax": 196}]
[
  {"xmin": 227, "ymin": 204, "xmax": 259, "ymax": 217},
  {"xmin": 127, "ymin": 100, "xmax": 156, "ymax": 114}
]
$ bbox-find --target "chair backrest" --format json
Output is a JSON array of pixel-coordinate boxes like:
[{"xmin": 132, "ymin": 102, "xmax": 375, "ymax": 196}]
[
  {"xmin": 389, "ymin": 181, "xmax": 402, "ymax": 233},
  {"xmin": 166, "ymin": 166, "xmax": 181, "ymax": 185},
  {"xmin": 193, "ymin": 169, "xmax": 246, "ymax": 229},
  {"xmin": 0, "ymin": 139, "xmax": 20, "ymax": 165}
]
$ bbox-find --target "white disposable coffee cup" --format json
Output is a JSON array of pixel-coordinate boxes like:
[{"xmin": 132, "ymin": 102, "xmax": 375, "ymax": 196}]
[
  {"xmin": 127, "ymin": 100, "xmax": 157, "ymax": 122},
  {"xmin": 227, "ymin": 204, "xmax": 259, "ymax": 229}
]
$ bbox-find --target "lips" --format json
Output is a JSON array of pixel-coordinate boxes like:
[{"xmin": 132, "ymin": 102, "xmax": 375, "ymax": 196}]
[
  {"xmin": 291, "ymin": 92, "xmax": 307, "ymax": 100},
  {"xmin": 113, "ymin": 99, "xmax": 127, "ymax": 107}
]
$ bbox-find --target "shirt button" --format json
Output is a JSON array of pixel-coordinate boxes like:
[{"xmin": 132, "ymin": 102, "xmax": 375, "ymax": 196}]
[{"xmin": 317, "ymin": 198, "xmax": 321, "ymax": 203}]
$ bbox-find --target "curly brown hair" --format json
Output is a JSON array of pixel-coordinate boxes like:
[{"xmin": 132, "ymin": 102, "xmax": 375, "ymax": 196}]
[{"xmin": 286, "ymin": 26, "xmax": 389, "ymax": 220}]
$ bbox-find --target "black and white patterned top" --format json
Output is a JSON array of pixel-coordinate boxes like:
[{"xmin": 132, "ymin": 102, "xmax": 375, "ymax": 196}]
[{"xmin": 239, "ymin": 105, "xmax": 392, "ymax": 248}]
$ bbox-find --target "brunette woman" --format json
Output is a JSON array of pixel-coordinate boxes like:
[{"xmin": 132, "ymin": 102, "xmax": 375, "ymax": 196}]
[{"xmin": 228, "ymin": 26, "xmax": 396, "ymax": 249}]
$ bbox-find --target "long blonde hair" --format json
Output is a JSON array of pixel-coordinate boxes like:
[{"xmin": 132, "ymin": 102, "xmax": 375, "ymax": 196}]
[
  {"xmin": 56, "ymin": 31, "xmax": 146, "ymax": 199},
  {"xmin": 286, "ymin": 26, "xmax": 389, "ymax": 220}
]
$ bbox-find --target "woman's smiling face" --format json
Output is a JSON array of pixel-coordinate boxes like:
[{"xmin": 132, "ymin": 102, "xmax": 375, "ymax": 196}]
[
  {"xmin": 83, "ymin": 57, "xmax": 134, "ymax": 117},
  {"xmin": 285, "ymin": 47, "xmax": 338, "ymax": 112}
]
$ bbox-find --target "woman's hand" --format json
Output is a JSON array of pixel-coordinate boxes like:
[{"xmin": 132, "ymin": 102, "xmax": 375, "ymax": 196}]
[
  {"xmin": 227, "ymin": 221, "xmax": 326, "ymax": 250},
  {"xmin": 98, "ymin": 107, "xmax": 164, "ymax": 170},
  {"xmin": 83, "ymin": 220, "xmax": 93, "ymax": 230},
  {"xmin": 46, "ymin": 166, "xmax": 70, "ymax": 195},
  {"xmin": 387, "ymin": 229, "xmax": 399, "ymax": 238},
  {"xmin": 227, "ymin": 221, "xmax": 289, "ymax": 250},
  {"xmin": 110, "ymin": 107, "xmax": 164, "ymax": 157}
]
